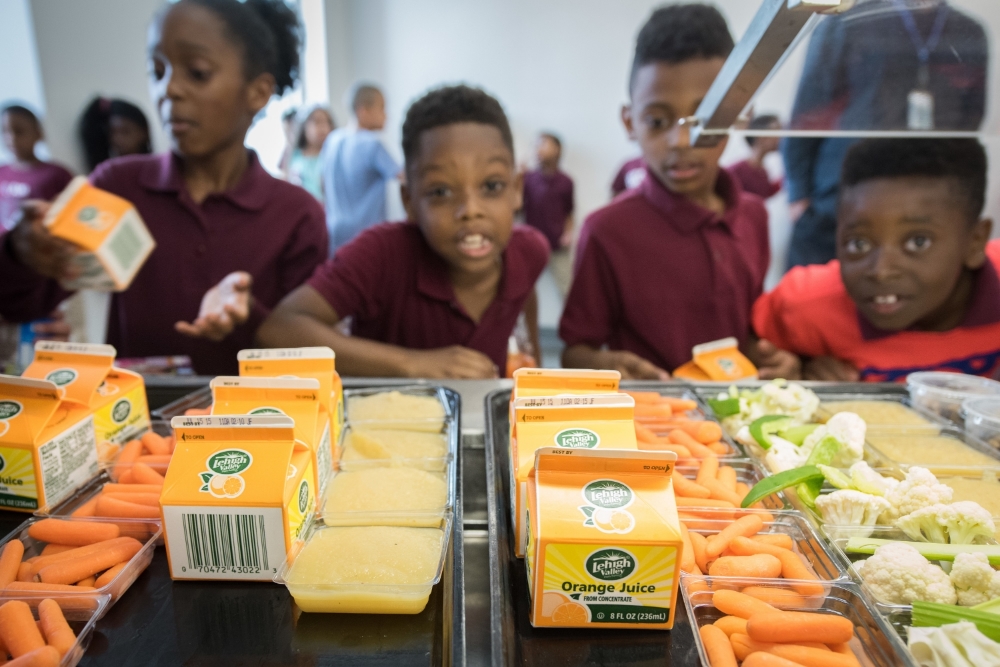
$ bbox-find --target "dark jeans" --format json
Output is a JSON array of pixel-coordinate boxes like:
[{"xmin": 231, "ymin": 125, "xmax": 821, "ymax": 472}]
[{"xmin": 787, "ymin": 205, "xmax": 837, "ymax": 269}]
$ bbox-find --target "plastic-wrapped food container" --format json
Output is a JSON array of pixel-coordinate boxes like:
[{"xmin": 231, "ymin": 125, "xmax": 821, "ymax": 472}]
[
  {"xmin": 0, "ymin": 517, "xmax": 161, "ymax": 612},
  {"xmin": 150, "ymin": 385, "xmax": 212, "ymax": 421},
  {"xmin": 345, "ymin": 386, "xmax": 453, "ymax": 432},
  {"xmin": 962, "ymin": 396, "xmax": 1000, "ymax": 450},
  {"xmin": 864, "ymin": 424, "xmax": 1000, "ymax": 475},
  {"xmin": 319, "ymin": 457, "xmax": 455, "ymax": 528},
  {"xmin": 682, "ymin": 577, "xmax": 911, "ymax": 667},
  {"xmin": 0, "ymin": 594, "xmax": 111, "ymax": 667},
  {"xmin": 815, "ymin": 396, "xmax": 939, "ymax": 431},
  {"xmin": 678, "ymin": 508, "xmax": 847, "ymax": 581},
  {"xmin": 622, "ymin": 384, "xmax": 746, "ymax": 458},
  {"xmin": 98, "ymin": 418, "xmax": 173, "ymax": 480},
  {"xmin": 337, "ymin": 423, "xmax": 456, "ymax": 473},
  {"xmin": 907, "ymin": 371, "xmax": 1000, "ymax": 425},
  {"xmin": 675, "ymin": 459, "xmax": 790, "ymax": 511},
  {"xmin": 33, "ymin": 471, "xmax": 162, "ymax": 540},
  {"xmin": 275, "ymin": 519, "xmax": 451, "ymax": 614}
]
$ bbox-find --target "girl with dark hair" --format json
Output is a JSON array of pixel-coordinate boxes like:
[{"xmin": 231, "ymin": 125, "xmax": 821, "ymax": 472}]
[
  {"xmin": 79, "ymin": 97, "xmax": 153, "ymax": 172},
  {"xmin": 288, "ymin": 105, "xmax": 334, "ymax": 201},
  {"xmin": 0, "ymin": 0, "xmax": 328, "ymax": 375}
]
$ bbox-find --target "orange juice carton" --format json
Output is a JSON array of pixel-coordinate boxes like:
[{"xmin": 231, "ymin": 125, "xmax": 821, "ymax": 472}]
[
  {"xmin": 673, "ymin": 337, "xmax": 758, "ymax": 382},
  {"xmin": 43, "ymin": 176, "xmax": 155, "ymax": 291},
  {"xmin": 526, "ymin": 448, "xmax": 682, "ymax": 630},
  {"xmin": 0, "ymin": 375, "xmax": 98, "ymax": 511},
  {"xmin": 237, "ymin": 347, "xmax": 342, "ymax": 459},
  {"xmin": 209, "ymin": 376, "xmax": 331, "ymax": 492},
  {"xmin": 161, "ymin": 414, "xmax": 315, "ymax": 581},
  {"xmin": 511, "ymin": 394, "xmax": 637, "ymax": 558},
  {"xmin": 22, "ymin": 342, "xmax": 150, "ymax": 454}
]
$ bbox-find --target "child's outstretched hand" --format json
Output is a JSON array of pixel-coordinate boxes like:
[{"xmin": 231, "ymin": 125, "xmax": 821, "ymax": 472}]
[
  {"xmin": 9, "ymin": 201, "xmax": 79, "ymax": 281},
  {"xmin": 175, "ymin": 271, "xmax": 252, "ymax": 341},
  {"xmin": 596, "ymin": 350, "xmax": 670, "ymax": 381},
  {"xmin": 803, "ymin": 356, "xmax": 860, "ymax": 382},
  {"xmin": 407, "ymin": 346, "xmax": 499, "ymax": 379},
  {"xmin": 754, "ymin": 339, "xmax": 802, "ymax": 380}
]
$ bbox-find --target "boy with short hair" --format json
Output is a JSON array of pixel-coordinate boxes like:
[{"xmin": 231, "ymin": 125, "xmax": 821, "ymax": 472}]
[
  {"xmin": 522, "ymin": 132, "xmax": 574, "ymax": 295},
  {"xmin": 320, "ymin": 82, "xmax": 401, "ymax": 254},
  {"xmin": 560, "ymin": 4, "xmax": 796, "ymax": 379},
  {"xmin": 755, "ymin": 138, "xmax": 1000, "ymax": 382},
  {"xmin": 259, "ymin": 85, "xmax": 549, "ymax": 379}
]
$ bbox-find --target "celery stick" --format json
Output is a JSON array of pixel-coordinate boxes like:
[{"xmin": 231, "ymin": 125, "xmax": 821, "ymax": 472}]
[
  {"xmin": 912, "ymin": 601, "xmax": 1000, "ymax": 642},
  {"xmin": 845, "ymin": 537, "xmax": 1000, "ymax": 566},
  {"xmin": 972, "ymin": 597, "xmax": 1000, "ymax": 615}
]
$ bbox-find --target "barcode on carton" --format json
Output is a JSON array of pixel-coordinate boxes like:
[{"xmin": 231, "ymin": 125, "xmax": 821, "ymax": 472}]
[{"xmin": 163, "ymin": 506, "xmax": 286, "ymax": 580}]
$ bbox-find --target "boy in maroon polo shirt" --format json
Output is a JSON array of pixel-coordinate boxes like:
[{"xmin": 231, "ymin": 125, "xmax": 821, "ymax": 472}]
[
  {"xmin": 522, "ymin": 132, "xmax": 574, "ymax": 295},
  {"xmin": 560, "ymin": 4, "xmax": 799, "ymax": 379},
  {"xmin": 259, "ymin": 86, "xmax": 549, "ymax": 378}
]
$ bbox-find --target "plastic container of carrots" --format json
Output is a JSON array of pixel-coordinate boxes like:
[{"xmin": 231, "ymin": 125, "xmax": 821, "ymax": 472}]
[
  {"xmin": 677, "ymin": 508, "xmax": 847, "ymax": 583},
  {"xmin": 675, "ymin": 459, "xmax": 790, "ymax": 512},
  {"xmin": 0, "ymin": 595, "xmax": 110, "ymax": 667},
  {"xmin": 624, "ymin": 387, "xmax": 745, "ymax": 459},
  {"xmin": 682, "ymin": 578, "xmax": 911, "ymax": 667},
  {"xmin": 97, "ymin": 420, "xmax": 175, "ymax": 483},
  {"xmin": 0, "ymin": 517, "xmax": 161, "ymax": 614}
]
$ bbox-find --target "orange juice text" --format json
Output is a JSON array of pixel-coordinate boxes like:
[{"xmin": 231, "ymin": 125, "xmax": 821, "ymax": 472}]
[
  {"xmin": 43, "ymin": 177, "xmax": 155, "ymax": 291},
  {"xmin": 526, "ymin": 448, "xmax": 682, "ymax": 630},
  {"xmin": 161, "ymin": 414, "xmax": 314, "ymax": 581},
  {"xmin": 511, "ymin": 394, "xmax": 636, "ymax": 558},
  {"xmin": 237, "ymin": 347, "xmax": 342, "ymax": 459},
  {"xmin": 0, "ymin": 375, "xmax": 98, "ymax": 511}
]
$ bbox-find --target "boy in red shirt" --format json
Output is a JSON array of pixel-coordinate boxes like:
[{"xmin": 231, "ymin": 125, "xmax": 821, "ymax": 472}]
[
  {"xmin": 755, "ymin": 138, "xmax": 1000, "ymax": 382},
  {"xmin": 560, "ymin": 4, "xmax": 797, "ymax": 379},
  {"xmin": 259, "ymin": 85, "xmax": 549, "ymax": 378}
]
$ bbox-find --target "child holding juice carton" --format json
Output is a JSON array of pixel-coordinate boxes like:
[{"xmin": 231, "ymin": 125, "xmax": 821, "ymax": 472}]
[
  {"xmin": 258, "ymin": 85, "xmax": 549, "ymax": 379},
  {"xmin": 0, "ymin": 0, "xmax": 327, "ymax": 375}
]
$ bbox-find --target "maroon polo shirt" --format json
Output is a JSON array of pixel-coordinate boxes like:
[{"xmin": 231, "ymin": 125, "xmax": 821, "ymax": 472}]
[
  {"xmin": 522, "ymin": 169, "xmax": 574, "ymax": 250},
  {"xmin": 729, "ymin": 160, "xmax": 782, "ymax": 200},
  {"xmin": 0, "ymin": 162, "xmax": 73, "ymax": 231},
  {"xmin": 306, "ymin": 222, "xmax": 549, "ymax": 370},
  {"xmin": 610, "ymin": 157, "xmax": 647, "ymax": 197},
  {"xmin": 560, "ymin": 167, "xmax": 770, "ymax": 372},
  {"xmin": 0, "ymin": 152, "xmax": 328, "ymax": 375}
]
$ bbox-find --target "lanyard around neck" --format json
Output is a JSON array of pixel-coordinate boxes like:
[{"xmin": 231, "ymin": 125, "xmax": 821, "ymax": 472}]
[{"xmin": 892, "ymin": 0, "xmax": 950, "ymax": 64}]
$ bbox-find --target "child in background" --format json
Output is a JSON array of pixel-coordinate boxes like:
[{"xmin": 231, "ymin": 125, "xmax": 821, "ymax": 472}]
[
  {"xmin": 755, "ymin": 138, "xmax": 1000, "ymax": 382},
  {"xmin": 79, "ymin": 98, "xmax": 153, "ymax": 172},
  {"xmin": 0, "ymin": 105, "xmax": 73, "ymax": 232},
  {"xmin": 0, "ymin": 0, "xmax": 327, "ymax": 375},
  {"xmin": 729, "ymin": 114, "xmax": 783, "ymax": 200},
  {"xmin": 288, "ymin": 105, "xmax": 335, "ymax": 201},
  {"xmin": 610, "ymin": 156, "xmax": 646, "ymax": 198},
  {"xmin": 522, "ymin": 132, "xmax": 574, "ymax": 296},
  {"xmin": 560, "ymin": 4, "xmax": 798, "ymax": 380},
  {"xmin": 259, "ymin": 85, "xmax": 550, "ymax": 379}
]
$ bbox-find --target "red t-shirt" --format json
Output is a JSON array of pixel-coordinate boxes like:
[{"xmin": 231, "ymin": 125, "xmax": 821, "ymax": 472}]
[
  {"xmin": 753, "ymin": 241, "xmax": 1000, "ymax": 381},
  {"xmin": 306, "ymin": 222, "xmax": 549, "ymax": 370},
  {"xmin": 560, "ymin": 168, "xmax": 770, "ymax": 372}
]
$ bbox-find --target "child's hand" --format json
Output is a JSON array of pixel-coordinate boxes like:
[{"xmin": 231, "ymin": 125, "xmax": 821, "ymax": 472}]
[
  {"xmin": 754, "ymin": 339, "xmax": 802, "ymax": 380},
  {"xmin": 406, "ymin": 346, "xmax": 499, "ymax": 379},
  {"xmin": 595, "ymin": 350, "xmax": 670, "ymax": 381},
  {"xmin": 803, "ymin": 356, "xmax": 860, "ymax": 382},
  {"xmin": 175, "ymin": 271, "xmax": 252, "ymax": 342},
  {"xmin": 9, "ymin": 201, "xmax": 79, "ymax": 281}
]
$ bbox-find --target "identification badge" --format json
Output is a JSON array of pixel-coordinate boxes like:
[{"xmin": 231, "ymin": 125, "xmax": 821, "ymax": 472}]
[{"xmin": 908, "ymin": 89, "xmax": 935, "ymax": 131}]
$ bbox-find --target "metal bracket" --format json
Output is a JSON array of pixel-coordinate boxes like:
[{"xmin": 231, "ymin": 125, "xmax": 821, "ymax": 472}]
[{"xmin": 691, "ymin": 0, "xmax": 855, "ymax": 147}]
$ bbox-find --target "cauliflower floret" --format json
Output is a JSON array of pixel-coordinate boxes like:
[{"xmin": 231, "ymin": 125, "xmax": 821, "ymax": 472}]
[
  {"xmin": 898, "ymin": 501, "xmax": 996, "ymax": 545},
  {"xmin": 855, "ymin": 542, "xmax": 957, "ymax": 605},
  {"xmin": 814, "ymin": 490, "xmax": 890, "ymax": 532},
  {"xmin": 763, "ymin": 436, "xmax": 807, "ymax": 474},
  {"xmin": 823, "ymin": 412, "xmax": 866, "ymax": 468},
  {"xmin": 949, "ymin": 552, "xmax": 1000, "ymax": 607},
  {"xmin": 849, "ymin": 461, "xmax": 899, "ymax": 497},
  {"xmin": 880, "ymin": 467, "xmax": 954, "ymax": 525},
  {"xmin": 721, "ymin": 380, "xmax": 820, "ymax": 431}
]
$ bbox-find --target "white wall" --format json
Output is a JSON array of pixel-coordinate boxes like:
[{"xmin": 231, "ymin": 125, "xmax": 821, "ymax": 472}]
[{"xmin": 0, "ymin": 0, "xmax": 46, "ymax": 162}]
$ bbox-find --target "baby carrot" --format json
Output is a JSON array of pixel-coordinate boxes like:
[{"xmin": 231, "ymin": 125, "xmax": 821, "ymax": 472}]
[
  {"xmin": 741, "ymin": 586, "xmax": 809, "ymax": 609},
  {"xmin": 728, "ymin": 538, "xmax": 823, "ymax": 595},
  {"xmin": 76, "ymin": 576, "xmax": 96, "ymax": 587},
  {"xmin": 164, "ymin": 435, "xmax": 175, "ymax": 453},
  {"xmin": 735, "ymin": 481, "xmax": 750, "ymax": 498},
  {"xmin": 706, "ymin": 515, "xmax": 764, "ymax": 559},
  {"xmin": 101, "ymin": 493, "xmax": 160, "ymax": 508},
  {"xmin": 751, "ymin": 534, "xmax": 794, "ymax": 550},
  {"xmin": 624, "ymin": 390, "xmax": 663, "ymax": 404},
  {"xmin": 184, "ymin": 407, "xmax": 211, "ymax": 416},
  {"xmin": 38, "ymin": 599, "xmax": 75, "ymax": 657},
  {"xmin": 709, "ymin": 554, "xmax": 782, "ymax": 579},
  {"xmin": 712, "ymin": 590, "xmax": 777, "ymax": 619},
  {"xmin": 635, "ymin": 404, "xmax": 673, "ymax": 419},
  {"xmin": 690, "ymin": 531, "xmax": 711, "ymax": 574},
  {"xmin": 5, "ymin": 645, "xmax": 60, "ymax": 667},
  {"xmin": 767, "ymin": 644, "xmax": 858, "ymax": 667},
  {"xmin": 100, "ymin": 483, "xmax": 163, "ymax": 495},
  {"xmin": 661, "ymin": 397, "xmax": 699, "ymax": 412},
  {"xmin": 828, "ymin": 643, "xmax": 853, "ymax": 655},
  {"xmin": 716, "ymin": 465, "xmax": 737, "ymax": 492},
  {"xmin": 699, "ymin": 624, "xmax": 738, "ymax": 667},
  {"xmin": 0, "ymin": 600, "xmax": 45, "ymax": 657},
  {"xmin": 37, "ymin": 537, "xmax": 142, "ymax": 585},
  {"xmin": 95, "ymin": 562, "xmax": 128, "ymax": 588},
  {"xmin": 741, "ymin": 653, "xmax": 807, "ymax": 667},
  {"xmin": 640, "ymin": 442, "xmax": 692, "ymax": 460},
  {"xmin": 140, "ymin": 431, "xmax": 170, "ymax": 456},
  {"xmin": 95, "ymin": 496, "xmax": 159, "ymax": 519},
  {"xmin": 671, "ymin": 420, "xmax": 723, "ymax": 444},
  {"xmin": 131, "ymin": 463, "xmax": 164, "ymax": 486},
  {"xmin": 112, "ymin": 440, "xmax": 143, "ymax": 481},
  {"xmin": 26, "ymin": 537, "xmax": 132, "ymax": 577},
  {"xmin": 28, "ymin": 519, "xmax": 119, "ymax": 547},
  {"xmin": 70, "ymin": 496, "xmax": 98, "ymax": 518},
  {"xmin": 714, "ymin": 615, "xmax": 748, "ymax": 637},
  {"xmin": 679, "ymin": 523, "xmax": 701, "ymax": 575},
  {"xmin": 17, "ymin": 562, "xmax": 32, "ymax": 582},
  {"xmin": 676, "ymin": 497, "xmax": 735, "ymax": 509},
  {"xmin": 696, "ymin": 455, "xmax": 720, "ymax": 487},
  {"xmin": 6, "ymin": 582, "xmax": 96, "ymax": 593},
  {"xmin": 673, "ymin": 472, "xmax": 712, "ymax": 499},
  {"xmin": 704, "ymin": 479, "xmax": 744, "ymax": 507},
  {"xmin": 708, "ymin": 442, "xmax": 730, "ymax": 455},
  {"xmin": 118, "ymin": 469, "xmax": 135, "ymax": 484},
  {"xmin": 635, "ymin": 423, "xmax": 660, "ymax": 444},
  {"xmin": 730, "ymin": 633, "xmax": 773, "ymax": 661},
  {"xmin": 670, "ymin": 430, "xmax": 714, "ymax": 458},
  {"xmin": 747, "ymin": 611, "xmax": 854, "ymax": 645},
  {"xmin": 0, "ymin": 540, "xmax": 25, "ymax": 588}
]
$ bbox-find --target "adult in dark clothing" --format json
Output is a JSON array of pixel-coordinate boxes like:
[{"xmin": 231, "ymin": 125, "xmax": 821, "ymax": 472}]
[{"xmin": 783, "ymin": 0, "xmax": 987, "ymax": 268}]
